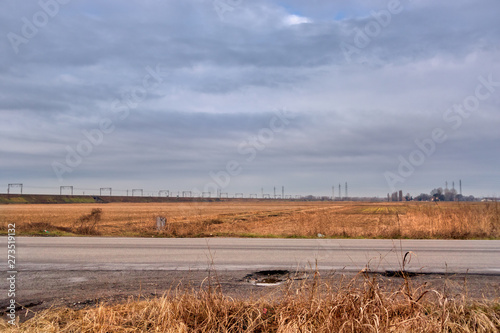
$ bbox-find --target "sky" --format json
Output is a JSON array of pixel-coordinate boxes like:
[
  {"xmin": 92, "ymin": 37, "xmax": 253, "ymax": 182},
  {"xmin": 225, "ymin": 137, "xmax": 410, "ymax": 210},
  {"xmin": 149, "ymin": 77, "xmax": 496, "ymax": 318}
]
[{"xmin": 1, "ymin": 0, "xmax": 499, "ymax": 198}]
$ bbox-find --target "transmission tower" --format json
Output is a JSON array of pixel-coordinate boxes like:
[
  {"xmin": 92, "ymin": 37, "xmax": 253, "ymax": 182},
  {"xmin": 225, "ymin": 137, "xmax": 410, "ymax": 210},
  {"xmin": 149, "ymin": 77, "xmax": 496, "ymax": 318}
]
[
  {"xmin": 345, "ymin": 182, "xmax": 348, "ymax": 199},
  {"xmin": 100, "ymin": 188, "xmax": 112, "ymax": 196},
  {"xmin": 60, "ymin": 186, "xmax": 73, "ymax": 195},
  {"xmin": 132, "ymin": 189, "xmax": 143, "ymax": 196},
  {"xmin": 158, "ymin": 190, "xmax": 169, "ymax": 197},
  {"xmin": 7, "ymin": 183, "xmax": 23, "ymax": 194}
]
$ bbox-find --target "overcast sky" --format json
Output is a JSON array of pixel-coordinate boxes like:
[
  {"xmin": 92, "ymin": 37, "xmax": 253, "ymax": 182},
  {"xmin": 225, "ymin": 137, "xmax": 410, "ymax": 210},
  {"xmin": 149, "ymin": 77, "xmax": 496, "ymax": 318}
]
[{"xmin": 1, "ymin": 0, "xmax": 499, "ymax": 198}]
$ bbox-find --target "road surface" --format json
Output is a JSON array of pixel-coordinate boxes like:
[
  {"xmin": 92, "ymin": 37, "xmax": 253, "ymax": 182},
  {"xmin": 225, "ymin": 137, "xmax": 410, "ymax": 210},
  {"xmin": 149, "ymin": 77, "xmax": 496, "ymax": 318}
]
[
  {"xmin": 1, "ymin": 237, "xmax": 499, "ymax": 318},
  {"xmin": 7, "ymin": 237, "xmax": 500, "ymax": 274}
]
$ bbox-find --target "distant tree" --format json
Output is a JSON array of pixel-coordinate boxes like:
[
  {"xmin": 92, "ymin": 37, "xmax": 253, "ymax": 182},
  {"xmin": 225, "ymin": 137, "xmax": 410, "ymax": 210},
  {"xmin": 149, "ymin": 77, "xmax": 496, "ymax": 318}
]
[
  {"xmin": 415, "ymin": 193, "xmax": 431, "ymax": 201},
  {"xmin": 463, "ymin": 195, "xmax": 476, "ymax": 202},
  {"xmin": 430, "ymin": 188, "xmax": 445, "ymax": 201},
  {"xmin": 430, "ymin": 187, "xmax": 442, "ymax": 196},
  {"xmin": 411, "ymin": 189, "xmax": 475, "ymax": 202},
  {"xmin": 444, "ymin": 188, "xmax": 457, "ymax": 201}
]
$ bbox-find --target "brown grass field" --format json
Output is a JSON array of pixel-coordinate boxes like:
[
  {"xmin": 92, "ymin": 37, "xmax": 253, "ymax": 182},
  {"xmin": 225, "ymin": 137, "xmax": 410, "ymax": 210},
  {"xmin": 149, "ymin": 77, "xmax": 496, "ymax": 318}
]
[{"xmin": 1, "ymin": 200, "xmax": 499, "ymax": 239}]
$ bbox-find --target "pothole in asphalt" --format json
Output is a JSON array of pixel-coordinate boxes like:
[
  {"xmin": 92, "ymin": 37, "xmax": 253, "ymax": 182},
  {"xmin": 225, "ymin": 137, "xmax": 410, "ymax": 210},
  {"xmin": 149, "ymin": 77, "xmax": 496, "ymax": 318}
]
[
  {"xmin": 243, "ymin": 270, "xmax": 307, "ymax": 286},
  {"xmin": 383, "ymin": 270, "xmax": 417, "ymax": 278}
]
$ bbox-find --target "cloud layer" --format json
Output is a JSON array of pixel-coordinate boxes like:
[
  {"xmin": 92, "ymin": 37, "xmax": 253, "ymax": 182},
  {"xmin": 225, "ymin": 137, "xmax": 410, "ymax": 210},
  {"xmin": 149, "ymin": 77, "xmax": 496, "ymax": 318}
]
[{"xmin": 1, "ymin": 0, "xmax": 499, "ymax": 197}]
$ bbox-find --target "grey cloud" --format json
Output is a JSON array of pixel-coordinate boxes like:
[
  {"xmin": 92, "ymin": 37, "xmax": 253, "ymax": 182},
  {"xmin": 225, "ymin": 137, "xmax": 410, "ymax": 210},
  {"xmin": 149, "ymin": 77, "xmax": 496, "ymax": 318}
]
[{"xmin": 1, "ymin": 0, "xmax": 499, "ymax": 197}]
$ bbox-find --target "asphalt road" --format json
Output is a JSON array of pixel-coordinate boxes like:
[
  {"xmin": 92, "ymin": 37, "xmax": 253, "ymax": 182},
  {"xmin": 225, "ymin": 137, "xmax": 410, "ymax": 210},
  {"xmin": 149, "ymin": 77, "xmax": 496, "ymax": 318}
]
[{"xmin": 6, "ymin": 237, "xmax": 500, "ymax": 274}]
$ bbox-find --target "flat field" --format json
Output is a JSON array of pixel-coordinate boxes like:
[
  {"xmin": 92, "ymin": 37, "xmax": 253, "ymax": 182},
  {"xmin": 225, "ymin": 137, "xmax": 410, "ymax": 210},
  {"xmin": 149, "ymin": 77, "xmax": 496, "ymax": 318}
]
[{"xmin": 1, "ymin": 200, "xmax": 499, "ymax": 239}]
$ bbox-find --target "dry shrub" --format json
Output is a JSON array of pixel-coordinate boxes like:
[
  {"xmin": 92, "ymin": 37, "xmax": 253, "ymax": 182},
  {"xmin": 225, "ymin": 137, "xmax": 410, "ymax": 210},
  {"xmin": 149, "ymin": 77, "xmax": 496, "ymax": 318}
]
[
  {"xmin": 2, "ymin": 271, "xmax": 499, "ymax": 332},
  {"xmin": 73, "ymin": 208, "xmax": 102, "ymax": 235}
]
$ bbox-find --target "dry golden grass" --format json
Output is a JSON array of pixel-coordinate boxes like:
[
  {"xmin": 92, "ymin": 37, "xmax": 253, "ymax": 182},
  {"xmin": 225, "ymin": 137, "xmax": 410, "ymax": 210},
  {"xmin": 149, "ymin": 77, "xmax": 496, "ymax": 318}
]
[
  {"xmin": 2, "ymin": 270, "xmax": 499, "ymax": 332},
  {"xmin": 0, "ymin": 201, "xmax": 499, "ymax": 239}
]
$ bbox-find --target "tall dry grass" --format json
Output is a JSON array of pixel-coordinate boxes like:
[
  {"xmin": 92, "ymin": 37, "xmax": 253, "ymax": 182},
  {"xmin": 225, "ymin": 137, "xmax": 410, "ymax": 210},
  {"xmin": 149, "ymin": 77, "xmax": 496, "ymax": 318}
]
[
  {"xmin": 1, "ymin": 202, "xmax": 499, "ymax": 239},
  {"xmin": 230, "ymin": 202, "xmax": 500, "ymax": 239},
  {"xmin": 2, "ymin": 270, "xmax": 499, "ymax": 332},
  {"xmin": 0, "ymin": 201, "xmax": 328, "ymax": 236},
  {"xmin": 131, "ymin": 202, "xmax": 499, "ymax": 239},
  {"xmin": 402, "ymin": 202, "xmax": 499, "ymax": 239}
]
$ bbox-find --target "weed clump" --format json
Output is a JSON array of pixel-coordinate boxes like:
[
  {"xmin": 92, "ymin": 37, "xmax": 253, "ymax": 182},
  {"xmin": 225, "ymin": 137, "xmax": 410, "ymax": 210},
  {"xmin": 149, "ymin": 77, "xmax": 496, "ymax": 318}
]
[{"xmin": 73, "ymin": 208, "xmax": 102, "ymax": 235}]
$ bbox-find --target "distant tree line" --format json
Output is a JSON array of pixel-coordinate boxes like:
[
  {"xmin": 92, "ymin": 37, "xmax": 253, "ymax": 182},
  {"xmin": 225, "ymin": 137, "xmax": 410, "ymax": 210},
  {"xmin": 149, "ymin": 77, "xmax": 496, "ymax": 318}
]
[{"xmin": 413, "ymin": 187, "xmax": 475, "ymax": 202}]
